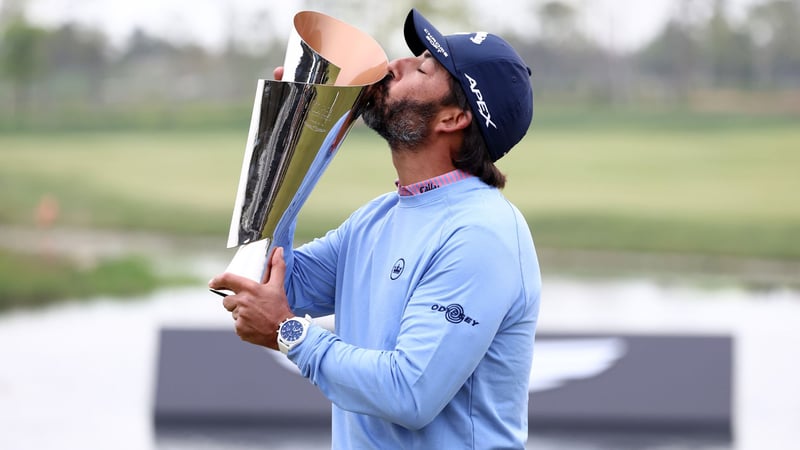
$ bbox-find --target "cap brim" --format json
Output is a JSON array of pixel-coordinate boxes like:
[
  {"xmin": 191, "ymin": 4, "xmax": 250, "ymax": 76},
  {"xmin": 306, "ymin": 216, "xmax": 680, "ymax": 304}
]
[{"xmin": 403, "ymin": 9, "xmax": 457, "ymax": 75}]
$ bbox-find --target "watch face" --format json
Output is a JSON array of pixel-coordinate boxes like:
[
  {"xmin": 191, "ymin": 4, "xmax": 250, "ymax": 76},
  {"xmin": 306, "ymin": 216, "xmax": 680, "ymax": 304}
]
[{"xmin": 280, "ymin": 319, "xmax": 304, "ymax": 342}]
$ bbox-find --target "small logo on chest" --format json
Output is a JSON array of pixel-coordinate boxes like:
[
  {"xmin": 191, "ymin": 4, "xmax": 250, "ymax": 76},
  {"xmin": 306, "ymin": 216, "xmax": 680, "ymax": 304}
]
[{"xmin": 390, "ymin": 258, "xmax": 405, "ymax": 280}]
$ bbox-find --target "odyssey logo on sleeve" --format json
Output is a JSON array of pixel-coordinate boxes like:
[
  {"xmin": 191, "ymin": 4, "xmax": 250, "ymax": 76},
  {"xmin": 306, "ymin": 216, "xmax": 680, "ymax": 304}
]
[{"xmin": 430, "ymin": 303, "xmax": 480, "ymax": 327}]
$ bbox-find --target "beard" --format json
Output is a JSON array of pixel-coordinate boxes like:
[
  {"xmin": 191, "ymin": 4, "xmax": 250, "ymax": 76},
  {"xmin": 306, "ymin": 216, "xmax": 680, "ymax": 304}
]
[{"xmin": 362, "ymin": 76, "xmax": 440, "ymax": 151}]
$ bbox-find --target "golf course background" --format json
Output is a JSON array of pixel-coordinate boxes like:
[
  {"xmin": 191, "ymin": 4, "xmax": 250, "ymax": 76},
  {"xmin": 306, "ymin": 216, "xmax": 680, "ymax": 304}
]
[{"xmin": 1, "ymin": 107, "xmax": 798, "ymax": 309}]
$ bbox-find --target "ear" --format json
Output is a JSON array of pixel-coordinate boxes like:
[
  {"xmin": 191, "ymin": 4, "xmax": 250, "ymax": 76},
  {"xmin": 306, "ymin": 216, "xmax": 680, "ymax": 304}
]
[{"xmin": 434, "ymin": 106, "xmax": 472, "ymax": 134}]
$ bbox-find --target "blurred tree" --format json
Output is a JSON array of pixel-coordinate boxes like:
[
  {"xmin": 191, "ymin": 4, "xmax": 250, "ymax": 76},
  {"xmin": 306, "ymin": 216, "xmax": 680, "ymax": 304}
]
[
  {"xmin": 637, "ymin": 0, "xmax": 707, "ymax": 102},
  {"xmin": 0, "ymin": 14, "xmax": 46, "ymax": 119},
  {"xmin": 746, "ymin": 0, "xmax": 800, "ymax": 87},
  {"xmin": 538, "ymin": 1, "xmax": 579, "ymax": 45},
  {"xmin": 115, "ymin": 29, "xmax": 218, "ymax": 104},
  {"xmin": 704, "ymin": 0, "xmax": 753, "ymax": 86},
  {"xmin": 518, "ymin": 1, "xmax": 625, "ymax": 104},
  {"xmin": 302, "ymin": 0, "xmax": 473, "ymax": 56},
  {"xmin": 219, "ymin": 4, "xmax": 283, "ymax": 100},
  {"xmin": 2, "ymin": 0, "xmax": 798, "ymax": 131},
  {"xmin": 0, "ymin": 0, "xmax": 27, "ymax": 24},
  {"xmin": 121, "ymin": 28, "xmax": 181, "ymax": 63},
  {"xmin": 42, "ymin": 24, "xmax": 109, "ymax": 105}
]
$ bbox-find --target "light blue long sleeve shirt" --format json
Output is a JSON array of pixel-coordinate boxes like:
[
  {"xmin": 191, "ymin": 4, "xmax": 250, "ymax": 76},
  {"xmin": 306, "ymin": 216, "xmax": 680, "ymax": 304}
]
[{"xmin": 282, "ymin": 175, "xmax": 541, "ymax": 449}]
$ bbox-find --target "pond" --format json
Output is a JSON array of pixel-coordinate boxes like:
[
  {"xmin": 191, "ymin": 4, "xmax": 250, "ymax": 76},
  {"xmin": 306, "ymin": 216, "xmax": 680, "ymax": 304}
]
[{"xmin": 1, "ymin": 272, "xmax": 798, "ymax": 450}]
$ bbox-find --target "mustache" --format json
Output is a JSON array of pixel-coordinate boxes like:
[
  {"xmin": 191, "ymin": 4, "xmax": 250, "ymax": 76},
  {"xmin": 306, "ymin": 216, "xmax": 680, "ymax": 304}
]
[{"xmin": 365, "ymin": 72, "xmax": 392, "ymax": 105}]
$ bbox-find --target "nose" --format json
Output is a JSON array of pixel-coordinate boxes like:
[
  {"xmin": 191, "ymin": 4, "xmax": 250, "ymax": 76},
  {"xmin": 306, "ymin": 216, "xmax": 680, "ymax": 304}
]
[{"xmin": 386, "ymin": 56, "xmax": 416, "ymax": 81}]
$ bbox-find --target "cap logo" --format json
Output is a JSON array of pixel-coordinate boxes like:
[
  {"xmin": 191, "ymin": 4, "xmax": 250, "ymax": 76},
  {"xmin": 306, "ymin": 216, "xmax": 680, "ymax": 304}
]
[
  {"xmin": 464, "ymin": 73, "xmax": 497, "ymax": 129},
  {"xmin": 470, "ymin": 32, "xmax": 488, "ymax": 45},
  {"xmin": 423, "ymin": 28, "xmax": 449, "ymax": 57}
]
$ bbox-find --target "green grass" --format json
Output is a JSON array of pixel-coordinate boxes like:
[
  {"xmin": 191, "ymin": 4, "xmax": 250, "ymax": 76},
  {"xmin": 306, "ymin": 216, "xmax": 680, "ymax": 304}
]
[
  {"xmin": 1, "ymin": 114, "xmax": 799, "ymax": 260},
  {"xmin": 498, "ymin": 126, "xmax": 800, "ymax": 258},
  {"xmin": 0, "ymin": 132, "xmax": 239, "ymax": 235},
  {"xmin": 0, "ymin": 248, "xmax": 196, "ymax": 311}
]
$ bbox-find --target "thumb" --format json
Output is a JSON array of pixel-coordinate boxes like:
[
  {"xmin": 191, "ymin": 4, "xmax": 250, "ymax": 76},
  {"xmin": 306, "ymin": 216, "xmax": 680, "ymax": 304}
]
[
  {"xmin": 209, "ymin": 271, "xmax": 254, "ymax": 294},
  {"xmin": 265, "ymin": 246, "xmax": 286, "ymax": 287}
]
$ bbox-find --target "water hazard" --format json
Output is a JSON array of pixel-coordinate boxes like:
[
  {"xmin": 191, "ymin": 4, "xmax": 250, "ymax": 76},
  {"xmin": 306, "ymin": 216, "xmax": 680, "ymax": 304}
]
[{"xmin": 1, "ymin": 277, "xmax": 798, "ymax": 449}]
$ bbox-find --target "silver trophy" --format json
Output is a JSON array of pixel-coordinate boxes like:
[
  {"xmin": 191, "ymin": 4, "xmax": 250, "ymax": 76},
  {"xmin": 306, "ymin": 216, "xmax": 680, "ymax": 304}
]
[{"xmin": 219, "ymin": 11, "xmax": 387, "ymax": 288}]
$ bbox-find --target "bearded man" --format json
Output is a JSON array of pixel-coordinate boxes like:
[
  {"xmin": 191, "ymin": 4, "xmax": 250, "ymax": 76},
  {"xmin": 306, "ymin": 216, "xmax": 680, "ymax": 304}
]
[{"xmin": 210, "ymin": 8, "xmax": 541, "ymax": 449}]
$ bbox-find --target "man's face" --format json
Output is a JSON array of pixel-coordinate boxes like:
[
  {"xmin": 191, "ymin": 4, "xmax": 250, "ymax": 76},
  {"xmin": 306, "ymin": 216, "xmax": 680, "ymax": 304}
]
[{"xmin": 362, "ymin": 51, "xmax": 453, "ymax": 150}]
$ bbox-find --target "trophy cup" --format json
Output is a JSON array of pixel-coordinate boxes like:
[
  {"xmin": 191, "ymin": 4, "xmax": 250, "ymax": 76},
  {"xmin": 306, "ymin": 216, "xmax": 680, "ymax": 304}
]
[{"xmin": 215, "ymin": 11, "xmax": 388, "ymax": 293}]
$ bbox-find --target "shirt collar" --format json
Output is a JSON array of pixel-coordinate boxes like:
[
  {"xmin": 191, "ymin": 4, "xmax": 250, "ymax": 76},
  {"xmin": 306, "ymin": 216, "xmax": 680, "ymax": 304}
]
[{"xmin": 396, "ymin": 169, "xmax": 473, "ymax": 196}]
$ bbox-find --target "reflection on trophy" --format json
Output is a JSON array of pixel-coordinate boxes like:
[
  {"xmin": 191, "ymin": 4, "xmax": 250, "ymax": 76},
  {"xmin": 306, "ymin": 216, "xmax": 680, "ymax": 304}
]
[{"xmin": 220, "ymin": 11, "xmax": 388, "ymax": 287}]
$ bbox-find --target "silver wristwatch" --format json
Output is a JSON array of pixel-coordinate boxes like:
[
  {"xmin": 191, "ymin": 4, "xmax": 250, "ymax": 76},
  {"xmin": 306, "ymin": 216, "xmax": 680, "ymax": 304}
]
[{"xmin": 277, "ymin": 315, "xmax": 313, "ymax": 355}]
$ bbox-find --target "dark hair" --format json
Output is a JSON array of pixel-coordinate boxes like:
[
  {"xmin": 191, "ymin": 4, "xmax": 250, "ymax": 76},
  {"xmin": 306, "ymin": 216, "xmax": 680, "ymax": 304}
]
[{"xmin": 441, "ymin": 75, "xmax": 507, "ymax": 189}]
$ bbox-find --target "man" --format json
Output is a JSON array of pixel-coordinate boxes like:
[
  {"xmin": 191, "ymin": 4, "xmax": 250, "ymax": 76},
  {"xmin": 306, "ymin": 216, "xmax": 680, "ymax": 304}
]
[{"xmin": 209, "ymin": 8, "xmax": 541, "ymax": 449}]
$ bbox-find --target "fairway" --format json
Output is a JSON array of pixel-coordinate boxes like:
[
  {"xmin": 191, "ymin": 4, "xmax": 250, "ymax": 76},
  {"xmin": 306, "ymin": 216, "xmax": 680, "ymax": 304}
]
[
  {"xmin": 504, "ymin": 128, "xmax": 800, "ymax": 221},
  {"xmin": 1, "ymin": 122, "xmax": 799, "ymax": 259}
]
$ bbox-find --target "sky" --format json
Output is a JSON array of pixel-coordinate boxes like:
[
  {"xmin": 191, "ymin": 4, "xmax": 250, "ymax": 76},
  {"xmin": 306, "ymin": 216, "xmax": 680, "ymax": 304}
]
[{"xmin": 16, "ymin": 0, "xmax": 766, "ymax": 54}]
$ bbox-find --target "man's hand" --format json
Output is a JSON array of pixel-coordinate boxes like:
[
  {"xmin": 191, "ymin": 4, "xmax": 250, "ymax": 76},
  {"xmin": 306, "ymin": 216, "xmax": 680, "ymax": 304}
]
[
  {"xmin": 209, "ymin": 247, "xmax": 294, "ymax": 350},
  {"xmin": 274, "ymin": 66, "xmax": 284, "ymax": 81}
]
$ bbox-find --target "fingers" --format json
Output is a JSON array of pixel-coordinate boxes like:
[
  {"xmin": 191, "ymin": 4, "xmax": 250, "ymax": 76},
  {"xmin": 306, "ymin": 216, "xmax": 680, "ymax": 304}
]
[
  {"xmin": 209, "ymin": 271, "xmax": 255, "ymax": 295},
  {"xmin": 212, "ymin": 248, "xmax": 289, "ymax": 350},
  {"xmin": 212, "ymin": 272, "xmax": 259, "ymax": 312},
  {"xmin": 222, "ymin": 294, "xmax": 237, "ymax": 312},
  {"xmin": 274, "ymin": 66, "xmax": 284, "ymax": 81}
]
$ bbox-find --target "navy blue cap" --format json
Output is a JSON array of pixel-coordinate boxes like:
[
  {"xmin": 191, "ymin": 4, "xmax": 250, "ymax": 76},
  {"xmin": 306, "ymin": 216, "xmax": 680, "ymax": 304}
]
[{"xmin": 404, "ymin": 9, "xmax": 533, "ymax": 162}]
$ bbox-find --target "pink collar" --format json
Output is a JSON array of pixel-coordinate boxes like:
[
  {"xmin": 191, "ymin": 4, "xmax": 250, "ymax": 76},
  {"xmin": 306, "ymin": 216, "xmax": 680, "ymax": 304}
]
[{"xmin": 396, "ymin": 169, "xmax": 473, "ymax": 196}]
